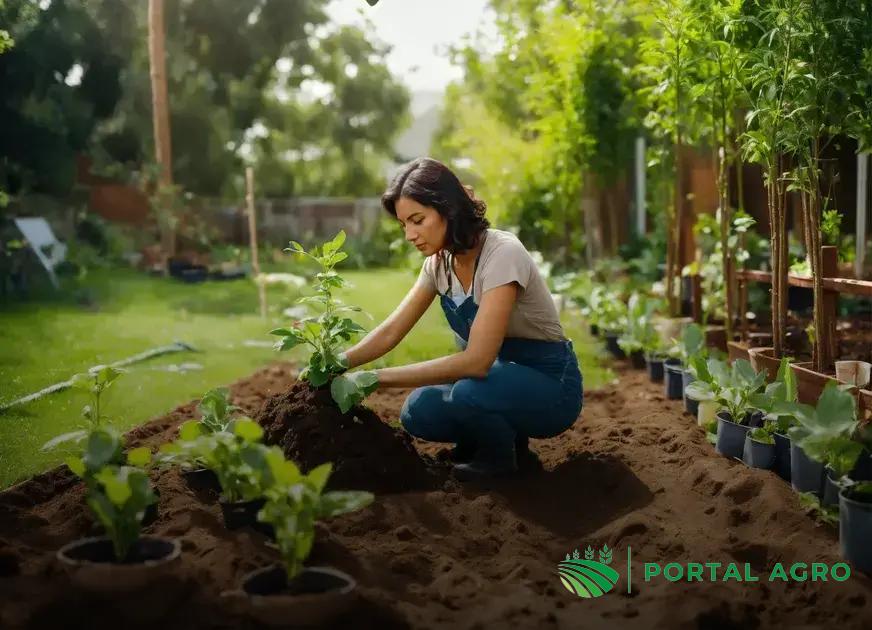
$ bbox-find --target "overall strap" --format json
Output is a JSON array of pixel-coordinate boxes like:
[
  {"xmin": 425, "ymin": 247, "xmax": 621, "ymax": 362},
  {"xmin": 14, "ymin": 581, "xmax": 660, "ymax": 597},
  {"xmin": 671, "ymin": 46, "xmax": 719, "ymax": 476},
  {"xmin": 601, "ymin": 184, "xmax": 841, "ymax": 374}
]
[{"xmin": 446, "ymin": 231, "xmax": 488, "ymax": 296}]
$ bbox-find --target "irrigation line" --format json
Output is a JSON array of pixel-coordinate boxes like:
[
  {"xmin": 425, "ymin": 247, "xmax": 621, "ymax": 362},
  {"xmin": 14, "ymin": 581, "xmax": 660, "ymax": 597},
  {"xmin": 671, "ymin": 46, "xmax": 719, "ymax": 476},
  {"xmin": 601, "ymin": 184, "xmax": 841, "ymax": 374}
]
[{"xmin": 0, "ymin": 341, "xmax": 198, "ymax": 413}]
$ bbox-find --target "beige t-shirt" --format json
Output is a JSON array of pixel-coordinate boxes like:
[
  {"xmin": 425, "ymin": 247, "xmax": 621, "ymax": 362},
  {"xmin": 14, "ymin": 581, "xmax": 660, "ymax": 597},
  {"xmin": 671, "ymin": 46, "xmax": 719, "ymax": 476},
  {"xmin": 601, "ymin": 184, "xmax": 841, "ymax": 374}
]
[{"xmin": 416, "ymin": 228, "xmax": 566, "ymax": 342}]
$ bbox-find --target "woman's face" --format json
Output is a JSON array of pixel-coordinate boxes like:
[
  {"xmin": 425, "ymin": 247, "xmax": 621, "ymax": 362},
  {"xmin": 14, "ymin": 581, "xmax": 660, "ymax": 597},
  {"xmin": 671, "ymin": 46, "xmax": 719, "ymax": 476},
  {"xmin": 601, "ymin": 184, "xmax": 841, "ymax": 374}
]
[{"xmin": 395, "ymin": 196, "xmax": 448, "ymax": 257}]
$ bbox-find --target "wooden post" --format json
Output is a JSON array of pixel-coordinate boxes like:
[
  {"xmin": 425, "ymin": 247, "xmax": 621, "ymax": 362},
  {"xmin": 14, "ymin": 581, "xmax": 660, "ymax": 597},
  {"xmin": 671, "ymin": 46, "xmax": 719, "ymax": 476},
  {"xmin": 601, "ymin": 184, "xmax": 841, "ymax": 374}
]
[
  {"xmin": 246, "ymin": 167, "xmax": 267, "ymax": 318},
  {"xmin": 148, "ymin": 0, "xmax": 175, "ymax": 258},
  {"xmin": 738, "ymin": 276, "xmax": 748, "ymax": 342},
  {"xmin": 820, "ymin": 245, "xmax": 838, "ymax": 370},
  {"xmin": 690, "ymin": 274, "xmax": 703, "ymax": 323}
]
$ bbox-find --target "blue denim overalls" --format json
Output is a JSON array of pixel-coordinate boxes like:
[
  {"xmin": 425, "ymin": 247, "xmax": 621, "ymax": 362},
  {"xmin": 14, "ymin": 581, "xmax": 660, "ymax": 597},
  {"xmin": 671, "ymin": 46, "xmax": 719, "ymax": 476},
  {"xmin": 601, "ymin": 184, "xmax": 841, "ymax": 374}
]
[{"xmin": 399, "ymin": 239, "xmax": 584, "ymax": 467}]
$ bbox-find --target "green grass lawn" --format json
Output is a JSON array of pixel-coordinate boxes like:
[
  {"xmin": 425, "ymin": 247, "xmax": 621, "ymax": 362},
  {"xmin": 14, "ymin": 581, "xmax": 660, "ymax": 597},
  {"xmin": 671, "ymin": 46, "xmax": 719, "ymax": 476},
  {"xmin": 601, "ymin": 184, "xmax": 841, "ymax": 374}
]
[{"xmin": 0, "ymin": 266, "xmax": 609, "ymax": 488}]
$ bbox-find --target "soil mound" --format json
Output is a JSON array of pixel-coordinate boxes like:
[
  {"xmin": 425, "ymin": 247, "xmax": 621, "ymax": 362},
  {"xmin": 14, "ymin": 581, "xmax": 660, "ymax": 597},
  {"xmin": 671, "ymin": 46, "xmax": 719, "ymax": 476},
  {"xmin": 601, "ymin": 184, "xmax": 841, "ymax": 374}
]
[{"xmin": 255, "ymin": 380, "xmax": 440, "ymax": 494}]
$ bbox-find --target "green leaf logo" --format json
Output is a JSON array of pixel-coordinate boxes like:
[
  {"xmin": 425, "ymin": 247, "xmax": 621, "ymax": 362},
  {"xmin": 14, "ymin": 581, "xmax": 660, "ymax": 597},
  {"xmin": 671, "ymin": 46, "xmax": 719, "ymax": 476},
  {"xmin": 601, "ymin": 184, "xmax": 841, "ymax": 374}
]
[{"xmin": 558, "ymin": 544, "xmax": 620, "ymax": 599}]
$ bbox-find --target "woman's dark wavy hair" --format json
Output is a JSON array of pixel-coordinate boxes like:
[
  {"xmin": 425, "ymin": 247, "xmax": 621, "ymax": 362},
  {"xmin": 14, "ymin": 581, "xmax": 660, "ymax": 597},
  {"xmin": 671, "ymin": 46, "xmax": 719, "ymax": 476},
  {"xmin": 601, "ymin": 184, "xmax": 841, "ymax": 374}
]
[{"xmin": 381, "ymin": 157, "xmax": 490, "ymax": 259}]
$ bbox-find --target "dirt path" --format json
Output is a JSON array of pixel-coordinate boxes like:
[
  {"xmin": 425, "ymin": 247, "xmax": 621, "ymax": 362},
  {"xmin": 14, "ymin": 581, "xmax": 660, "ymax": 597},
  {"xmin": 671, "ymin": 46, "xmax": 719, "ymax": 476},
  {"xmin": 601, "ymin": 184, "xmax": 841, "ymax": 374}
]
[{"xmin": 1, "ymin": 361, "xmax": 871, "ymax": 629}]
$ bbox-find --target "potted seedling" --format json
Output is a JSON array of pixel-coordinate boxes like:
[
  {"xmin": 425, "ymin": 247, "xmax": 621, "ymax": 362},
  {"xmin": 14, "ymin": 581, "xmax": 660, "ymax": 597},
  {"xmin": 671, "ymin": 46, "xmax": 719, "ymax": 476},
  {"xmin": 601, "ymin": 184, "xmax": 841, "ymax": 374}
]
[
  {"xmin": 747, "ymin": 358, "xmax": 799, "ymax": 481},
  {"xmin": 688, "ymin": 359, "xmax": 766, "ymax": 459},
  {"xmin": 58, "ymin": 429, "xmax": 178, "ymax": 593},
  {"xmin": 230, "ymin": 452, "xmax": 374, "ymax": 626},
  {"xmin": 782, "ymin": 382, "xmax": 863, "ymax": 505},
  {"xmin": 42, "ymin": 367, "xmax": 161, "ymax": 526},
  {"xmin": 160, "ymin": 418, "xmax": 272, "ymax": 531},
  {"xmin": 269, "ymin": 231, "xmax": 379, "ymax": 413},
  {"xmin": 663, "ymin": 323, "xmax": 704, "ymax": 402},
  {"xmin": 618, "ymin": 293, "xmax": 658, "ymax": 370},
  {"xmin": 180, "ymin": 387, "xmax": 241, "ymax": 492},
  {"xmin": 684, "ymin": 356, "xmax": 725, "ymax": 429},
  {"xmin": 839, "ymin": 481, "xmax": 872, "ymax": 573}
]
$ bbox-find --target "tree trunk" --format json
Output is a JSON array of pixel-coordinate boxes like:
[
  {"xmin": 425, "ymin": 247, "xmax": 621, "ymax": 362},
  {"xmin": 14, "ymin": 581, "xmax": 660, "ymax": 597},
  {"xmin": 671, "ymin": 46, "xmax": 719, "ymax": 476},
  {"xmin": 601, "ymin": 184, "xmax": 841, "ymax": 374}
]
[{"xmin": 148, "ymin": 0, "xmax": 175, "ymax": 258}]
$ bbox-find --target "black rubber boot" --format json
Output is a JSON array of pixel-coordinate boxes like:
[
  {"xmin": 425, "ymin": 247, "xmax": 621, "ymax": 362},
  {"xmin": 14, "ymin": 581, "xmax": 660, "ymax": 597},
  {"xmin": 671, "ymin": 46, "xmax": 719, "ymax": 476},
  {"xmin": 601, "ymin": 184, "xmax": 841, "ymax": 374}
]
[
  {"xmin": 448, "ymin": 441, "xmax": 476, "ymax": 464},
  {"xmin": 452, "ymin": 444, "xmax": 518, "ymax": 481},
  {"xmin": 515, "ymin": 436, "xmax": 543, "ymax": 472}
]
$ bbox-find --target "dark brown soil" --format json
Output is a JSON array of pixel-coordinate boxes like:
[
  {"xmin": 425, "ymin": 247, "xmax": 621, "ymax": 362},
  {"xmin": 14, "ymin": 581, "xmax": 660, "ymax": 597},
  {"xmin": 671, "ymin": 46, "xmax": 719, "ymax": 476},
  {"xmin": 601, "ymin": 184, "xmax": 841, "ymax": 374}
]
[
  {"xmin": 255, "ymin": 380, "xmax": 439, "ymax": 494},
  {"xmin": 2, "ymin": 361, "xmax": 872, "ymax": 629}
]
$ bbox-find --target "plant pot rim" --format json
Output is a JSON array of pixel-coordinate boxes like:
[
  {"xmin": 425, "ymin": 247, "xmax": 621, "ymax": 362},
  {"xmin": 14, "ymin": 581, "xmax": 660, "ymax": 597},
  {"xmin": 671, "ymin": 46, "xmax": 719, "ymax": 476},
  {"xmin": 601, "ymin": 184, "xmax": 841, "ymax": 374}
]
[
  {"xmin": 57, "ymin": 536, "xmax": 180, "ymax": 569},
  {"xmin": 839, "ymin": 487, "xmax": 872, "ymax": 507},
  {"xmin": 242, "ymin": 564, "xmax": 357, "ymax": 598}
]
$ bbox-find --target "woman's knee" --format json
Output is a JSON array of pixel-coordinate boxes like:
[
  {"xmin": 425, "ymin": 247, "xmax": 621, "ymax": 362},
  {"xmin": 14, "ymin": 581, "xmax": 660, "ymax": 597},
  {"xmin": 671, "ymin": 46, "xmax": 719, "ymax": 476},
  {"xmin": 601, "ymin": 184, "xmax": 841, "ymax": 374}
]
[{"xmin": 399, "ymin": 386, "xmax": 446, "ymax": 438}]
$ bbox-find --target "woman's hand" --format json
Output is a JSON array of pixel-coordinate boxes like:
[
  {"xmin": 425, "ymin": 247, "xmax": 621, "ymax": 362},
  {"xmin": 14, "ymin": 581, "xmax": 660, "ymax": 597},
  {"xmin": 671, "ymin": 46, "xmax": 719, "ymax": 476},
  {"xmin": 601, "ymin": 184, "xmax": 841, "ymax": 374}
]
[{"xmin": 372, "ymin": 283, "xmax": 518, "ymax": 388}]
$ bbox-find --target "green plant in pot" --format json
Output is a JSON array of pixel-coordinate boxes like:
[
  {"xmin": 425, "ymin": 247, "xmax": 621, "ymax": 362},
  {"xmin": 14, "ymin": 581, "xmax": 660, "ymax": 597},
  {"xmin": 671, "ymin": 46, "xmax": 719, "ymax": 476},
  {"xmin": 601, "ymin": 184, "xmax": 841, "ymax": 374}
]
[
  {"xmin": 839, "ymin": 481, "xmax": 872, "ymax": 573},
  {"xmin": 782, "ymin": 382, "xmax": 862, "ymax": 507},
  {"xmin": 618, "ymin": 293, "xmax": 659, "ymax": 370},
  {"xmin": 58, "ymin": 431, "xmax": 179, "ymax": 592},
  {"xmin": 687, "ymin": 358, "xmax": 766, "ymax": 459},
  {"xmin": 748, "ymin": 358, "xmax": 798, "ymax": 480},
  {"xmin": 269, "ymin": 231, "xmax": 379, "ymax": 413},
  {"xmin": 234, "ymin": 452, "xmax": 374, "ymax": 626},
  {"xmin": 159, "ymin": 418, "xmax": 272, "ymax": 529},
  {"xmin": 173, "ymin": 387, "xmax": 243, "ymax": 491}
]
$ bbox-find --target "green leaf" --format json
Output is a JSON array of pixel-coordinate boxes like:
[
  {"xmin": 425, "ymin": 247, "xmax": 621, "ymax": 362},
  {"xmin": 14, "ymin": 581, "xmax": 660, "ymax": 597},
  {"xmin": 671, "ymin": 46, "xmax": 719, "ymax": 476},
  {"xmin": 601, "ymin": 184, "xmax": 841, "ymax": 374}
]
[
  {"xmin": 269, "ymin": 327, "xmax": 296, "ymax": 337},
  {"xmin": 685, "ymin": 381, "xmax": 716, "ymax": 401},
  {"xmin": 95, "ymin": 468, "xmax": 132, "ymax": 507},
  {"xmin": 307, "ymin": 463, "xmax": 333, "ymax": 493},
  {"xmin": 126, "ymin": 447, "xmax": 152, "ymax": 468},
  {"xmin": 179, "ymin": 420, "xmax": 204, "ymax": 441},
  {"xmin": 65, "ymin": 456, "xmax": 86, "ymax": 478},
  {"xmin": 330, "ymin": 375, "xmax": 358, "ymax": 414},
  {"xmin": 322, "ymin": 230, "xmax": 347, "ymax": 256},
  {"xmin": 233, "ymin": 419, "xmax": 264, "ymax": 443},
  {"xmin": 84, "ymin": 429, "xmax": 122, "ymax": 470},
  {"xmin": 319, "ymin": 490, "xmax": 374, "ymax": 518}
]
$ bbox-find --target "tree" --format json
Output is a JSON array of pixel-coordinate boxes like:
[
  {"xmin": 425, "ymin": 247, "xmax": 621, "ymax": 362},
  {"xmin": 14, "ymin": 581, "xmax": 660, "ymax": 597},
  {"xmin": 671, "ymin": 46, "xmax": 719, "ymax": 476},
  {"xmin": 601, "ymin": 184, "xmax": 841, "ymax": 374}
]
[
  {"xmin": 147, "ymin": 0, "xmax": 175, "ymax": 257},
  {"xmin": 0, "ymin": 0, "xmax": 124, "ymax": 197}
]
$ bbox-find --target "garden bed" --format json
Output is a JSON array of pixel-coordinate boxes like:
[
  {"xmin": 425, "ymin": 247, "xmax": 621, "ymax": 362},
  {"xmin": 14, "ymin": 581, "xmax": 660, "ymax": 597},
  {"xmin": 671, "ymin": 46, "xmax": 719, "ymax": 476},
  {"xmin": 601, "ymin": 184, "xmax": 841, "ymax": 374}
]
[{"xmin": 2, "ymin": 362, "xmax": 872, "ymax": 628}]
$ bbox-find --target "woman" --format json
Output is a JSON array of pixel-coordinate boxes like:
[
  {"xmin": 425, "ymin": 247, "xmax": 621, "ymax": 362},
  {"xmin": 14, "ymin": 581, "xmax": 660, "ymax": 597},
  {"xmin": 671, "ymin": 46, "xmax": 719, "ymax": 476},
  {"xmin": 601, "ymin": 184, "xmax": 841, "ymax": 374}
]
[{"xmin": 340, "ymin": 158, "xmax": 583, "ymax": 480}]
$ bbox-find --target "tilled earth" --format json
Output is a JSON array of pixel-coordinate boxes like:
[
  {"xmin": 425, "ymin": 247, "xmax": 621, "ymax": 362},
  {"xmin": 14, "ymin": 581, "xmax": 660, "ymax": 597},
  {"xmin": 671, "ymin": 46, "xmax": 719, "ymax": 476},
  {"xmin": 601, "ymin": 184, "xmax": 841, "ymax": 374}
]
[{"xmin": 1, "ymin": 360, "xmax": 871, "ymax": 629}]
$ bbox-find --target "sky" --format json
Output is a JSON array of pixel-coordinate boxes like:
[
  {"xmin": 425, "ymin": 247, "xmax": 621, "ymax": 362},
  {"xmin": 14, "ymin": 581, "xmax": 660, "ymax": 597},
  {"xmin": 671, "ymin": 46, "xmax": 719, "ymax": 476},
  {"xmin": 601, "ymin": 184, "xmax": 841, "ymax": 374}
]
[{"xmin": 325, "ymin": 0, "xmax": 497, "ymax": 99}]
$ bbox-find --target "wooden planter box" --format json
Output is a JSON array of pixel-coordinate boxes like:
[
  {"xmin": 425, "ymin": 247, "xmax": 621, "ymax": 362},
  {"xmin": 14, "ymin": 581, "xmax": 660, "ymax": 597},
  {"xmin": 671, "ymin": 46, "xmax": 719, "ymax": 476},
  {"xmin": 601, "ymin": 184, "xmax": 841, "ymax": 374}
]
[
  {"xmin": 790, "ymin": 363, "xmax": 858, "ymax": 406},
  {"xmin": 727, "ymin": 340, "xmax": 751, "ymax": 363},
  {"xmin": 705, "ymin": 326, "xmax": 727, "ymax": 353},
  {"xmin": 860, "ymin": 389, "xmax": 872, "ymax": 425}
]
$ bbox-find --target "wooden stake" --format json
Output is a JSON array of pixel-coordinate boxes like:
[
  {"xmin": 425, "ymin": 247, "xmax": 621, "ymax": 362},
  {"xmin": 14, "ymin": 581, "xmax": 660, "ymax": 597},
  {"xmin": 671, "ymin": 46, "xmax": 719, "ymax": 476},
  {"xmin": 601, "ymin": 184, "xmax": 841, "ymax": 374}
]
[
  {"xmin": 820, "ymin": 245, "xmax": 838, "ymax": 370},
  {"xmin": 246, "ymin": 167, "xmax": 267, "ymax": 318},
  {"xmin": 148, "ymin": 0, "xmax": 175, "ymax": 258}
]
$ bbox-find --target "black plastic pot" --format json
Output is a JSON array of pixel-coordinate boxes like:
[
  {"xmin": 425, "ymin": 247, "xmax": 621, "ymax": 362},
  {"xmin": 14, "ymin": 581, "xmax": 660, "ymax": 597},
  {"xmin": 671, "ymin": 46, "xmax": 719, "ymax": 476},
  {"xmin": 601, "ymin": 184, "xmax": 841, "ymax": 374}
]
[
  {"xmin": 773, "ymin": 433, "xmax": 792, "ymax": 482},
  {"xmin": 220, "ymin": 497, "xmax": 273, "ymax": 537},
  {"xmin": 646, "ymin": 356, "xmax": 665, "ymax": 383},
  {"xmin": 715, "ymin": 411, "xmax": 751, "ymax": 459},
  {"xmin": 182, "ymin": 467, "xmax": 221, "ymax": 494},
  {"xmin": 220, "ymin": 497, "xmax": 264, "ymax": 528},
  {"xmin": 743, "ymin": 434, "xmax": 775, "ymax": 469},
  {"xmin": 238, "ymin": 565, "xmax": 357, "ymax": 627},
  {"xmin": 839, "ymin": 487, "xmax": 872, "ymax": 574},
  {"xmin": 682, "ymin": 370, "xmax": 698, "ymax": 415},
  {"xmin": 850, "ymin": 452, "xmax": 872, "ymax": 481},
  {"xmin": 57, "ymin": 536, "xmax": 180, "ymax": 593},
  {"xmin": 589, "ymin": 324, "xmax": 599, "ymax": 337},
  {"xmin": 603, "ymin": 332, "xmax": 626, "ymax": 359},
  {"xmin": 664, "ymin": 363, "xmax": 684, "ymax": 400},
  {"xmin": 790, "ymin": 441, "xmax": 825, "ymax": 496},
  {"xmin": 630, "ymin": 350, "xmax": 646, "ymax": 370},
  {"xmin": 822, "ymin": 466, "xmax": 842, "ymax": 508},
  {"xmin": 143, "ymin": 488, "xmax": 159, "ymax": 526}
]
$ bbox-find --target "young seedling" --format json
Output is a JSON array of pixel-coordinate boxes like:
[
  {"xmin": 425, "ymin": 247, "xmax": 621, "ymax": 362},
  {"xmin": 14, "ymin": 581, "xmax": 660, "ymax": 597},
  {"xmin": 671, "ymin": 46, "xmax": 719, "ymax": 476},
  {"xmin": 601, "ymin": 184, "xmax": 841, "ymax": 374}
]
[
  {"xmin": 42, "ymin": 365, "xmax": 124, "ymax": 453},
  {"xmin": 269, "ymin": 231, "xmax": 379, "ymax": 413},
  {"xmin": 257, "ymin": 456, "xmax": 373, "ymax": 581},
  {"xmin": 783, "ymin": 381, "xmax": 863, "ymax": 480},
  {"xmin": 618, "ymin": 293, "xmax": 659, "ymax": 356},
  {"xmin": 197, "ymin": 387, "xmax": 240, "ymax": 433},
  {"xmin": 66, "ymin": 429, "xmax": 155, "ymax": 560},
  {"xmin": 685, "ymin": 358, "xmax": 766, "ymax": 424},
  {"xmin": 159, "ymin": 418, "xmax": 269, "ymax": 503}
]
